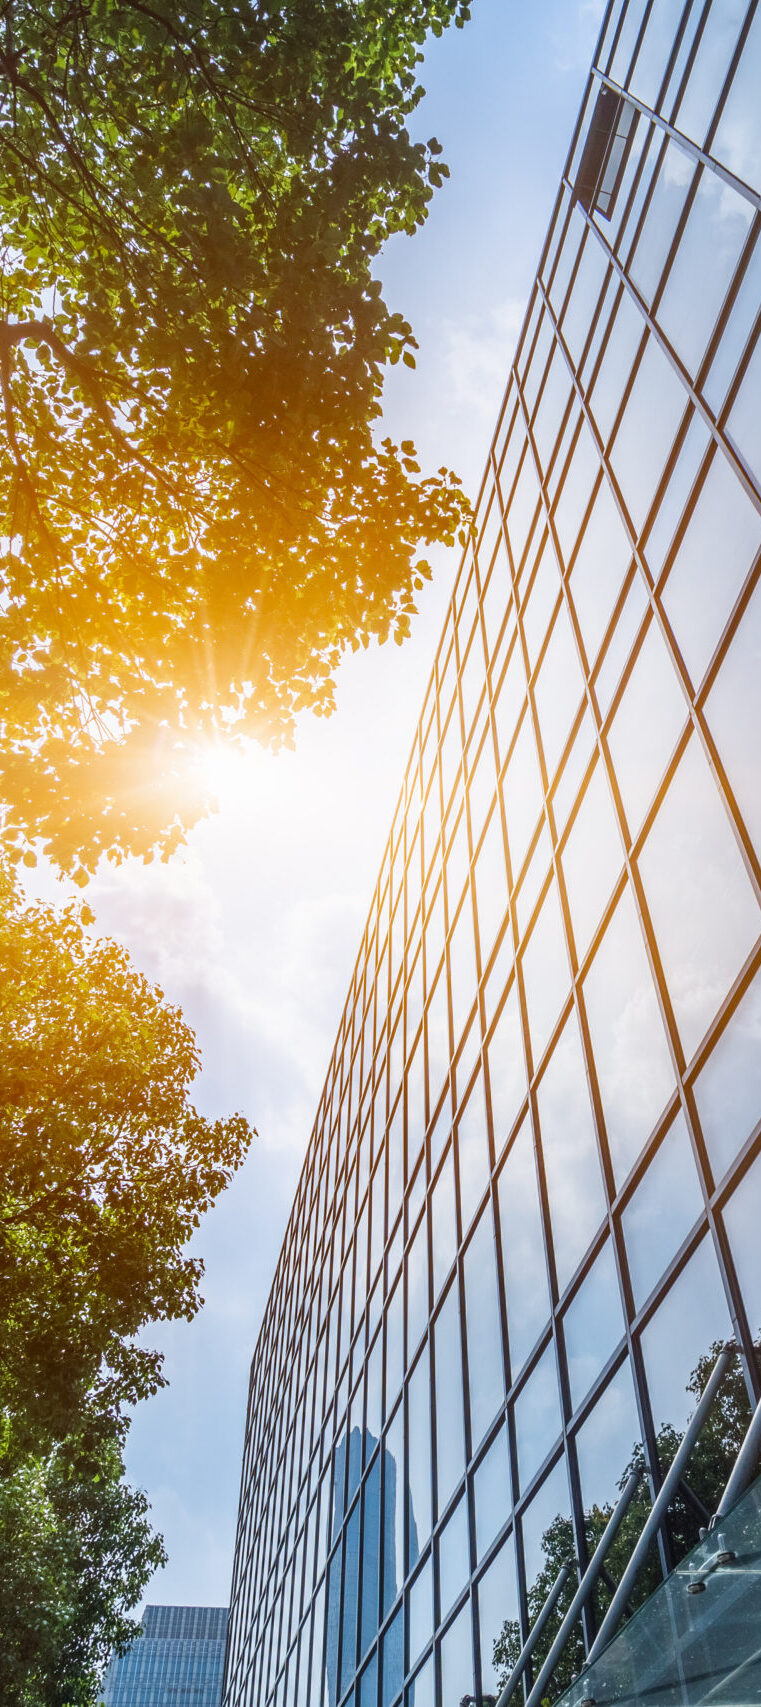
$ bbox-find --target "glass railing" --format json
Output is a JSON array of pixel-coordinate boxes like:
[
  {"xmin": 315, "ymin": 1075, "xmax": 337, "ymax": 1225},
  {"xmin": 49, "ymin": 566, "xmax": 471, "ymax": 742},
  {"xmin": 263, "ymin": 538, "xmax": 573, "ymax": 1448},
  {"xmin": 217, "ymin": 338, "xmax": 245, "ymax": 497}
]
[{"xmin": 556, "ymin": 1473, "xmax": 761, "ymax": 1707}]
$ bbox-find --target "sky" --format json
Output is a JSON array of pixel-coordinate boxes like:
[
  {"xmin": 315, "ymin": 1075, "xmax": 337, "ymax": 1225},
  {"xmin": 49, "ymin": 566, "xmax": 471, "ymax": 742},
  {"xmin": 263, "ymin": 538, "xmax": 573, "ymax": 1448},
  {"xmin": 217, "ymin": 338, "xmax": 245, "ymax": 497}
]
[{"xmin": 49, "ymin": 0, "xmax": 608, "ymax": 1609}]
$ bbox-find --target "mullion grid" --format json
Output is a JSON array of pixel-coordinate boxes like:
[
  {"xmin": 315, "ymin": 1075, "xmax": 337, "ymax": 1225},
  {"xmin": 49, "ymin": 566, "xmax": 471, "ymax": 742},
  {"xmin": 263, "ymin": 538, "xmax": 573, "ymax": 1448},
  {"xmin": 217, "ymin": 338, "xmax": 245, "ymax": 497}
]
[{"xmin": 228, "ymin": 9, "xmax": 761, "ymax": 1702}]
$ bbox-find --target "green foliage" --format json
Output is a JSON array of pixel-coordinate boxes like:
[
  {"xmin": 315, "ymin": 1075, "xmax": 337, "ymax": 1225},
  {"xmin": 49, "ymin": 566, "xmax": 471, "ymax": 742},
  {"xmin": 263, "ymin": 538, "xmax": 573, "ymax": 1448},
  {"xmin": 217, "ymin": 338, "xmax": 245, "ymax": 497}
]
[
  {"xmin": 493, "ymin": 1347, "xmax": 757, "ymax": 1702},
  {"xmin": 0, "ymin": 0, "xmax": 473, "ymax": 877},
  {"xmin": 0, "ymin": 863, "xmax": 255, "ymax": 1699},
  {"xmin": 0, "ymin": 1417, "xmax": 164, "ymax": 1707}
]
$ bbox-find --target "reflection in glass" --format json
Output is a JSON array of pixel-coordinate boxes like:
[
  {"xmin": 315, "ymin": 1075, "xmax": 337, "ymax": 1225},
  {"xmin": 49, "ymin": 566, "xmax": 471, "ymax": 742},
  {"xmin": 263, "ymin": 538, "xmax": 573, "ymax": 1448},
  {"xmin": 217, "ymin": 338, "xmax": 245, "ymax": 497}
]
[
  {"xmin": 407, "ymin": 1356, "xmax": 431, "ymax": 1567},
  {"xmin": 641, "ymin": 1236, "xmax": 732, "ymax": 1433},
  {"xmin": 361, "ymin": 1455, "xmax": 382, "ymax": 1660},
  {"xmin": 610, "ymin": 334, "xmax": 687, "ymax": 533},
  {"xmin": 381, "ymin": 1606, "xmax": 403, "ymax": 1707},
  {"xmin": 473, "ymin": 808, "xmax": 509, "ymax": 968},
  {"xmin": 463, "ymin": 1207, "xmax": 505, "ymax": 1448},
  {"xmin": 521, "ymin": 879, "xmax": 570, "ymax": 1068},
  {"xmin": 477, "ymin": 1536, "xmax": 519, "ymax": 1701},
  {"xmin": 622, "ymin": 1112, "xmax": 704, "ymax": 1308},
  {"xmin": 638, "ymin": 733, "xmax": 760, "ymax": 1062},
  {"xmin": 456, "ymin": 1073, "xmax": 491, "ymax": 1234},
  {"xmin": 407, "ymin": 1553, "xmax": 433, "ymax": 1672},
  {"xmin": 513, "ymin": 1344, "xmax": 562, "ymax": 1492},
  {"xmin": 435, "ymin": 1284, "xmax": 466, "ymax": 1514},
  {"xmin": 662, "ymin": 447, "xmax": 761, "ymax": 688},
  {"xmin": 563, "ymin": 1238, "xmax": 625, "ymax": 1410},
  {"xmin": 438, "ymin": 1600, "xmax": 473, "ymax": 1707},
  {"xmin": 384, "ymin": 1408, "xmax": 405, "ymax": 1616},
  {"xmin": 430, "ymin": 1151, "xmax": 457, "ymax": 1302},
  {"xmin": 406, "ymin": 1653, "xmax": 433, "ymax": 1707},
  {"xmin": 562, "ymin": 758, "xmax": 623, "ymax": 962},
  {"xmin": 536, "ymin": 1009, "xmax": 606, "ymax": 1292},
  {"xmin": 360, "ymin": 1653, "xmax": 378, "ymax": 1707},
  {"xmin": 722, "ymin": 1149, "xmax": 761, "ymax": 1339},
  {"xmin": 448, "ymin": 895, "xmax": 477, "ymax": 1048},
  {"xmin": 385, "ymin": 1278, "xmax": 404, "ymax": 1419},
  {"xmin": 406, "ymin": 1217, "xmax": 428, "ymax": 1367},
  {"xmin": 438, "ymin": 1494, "xmax": 469, "ymax": 1618},
  {"xmin": 693, "ymin": 968, "xmax": 761, "ymax": 1181},
  {"xmin": 534, "ymin": 600, "xmax": 585, "ymax": 781},
  {"xmin": 569, "ymin": 473, "xmax": 633, "ymax": 667},
  {"xmin": 607, "ymin": 617, "xmax": 687, "ymax": 836},
  {"xmin": 583, "ymin": 880, "xmax": 675, "ymax": 1183},
  {"xmin": 502, "ymin": 711, "xmax": 544, "ymax": 879},
  {"xmin": 497, "ymin": 1116, "xmax": 550, "ymax": 1375},
  {"xmin": 705, "ymin": 573, "xmax": 761, "ymax": 858},
  {"xmin": 574, "ymin": 1358, "xmax": 640, "ymax": 1513},
  {"xmin": 473, "ymin": 1425, "xmax": 511, "ymax": 1564}
]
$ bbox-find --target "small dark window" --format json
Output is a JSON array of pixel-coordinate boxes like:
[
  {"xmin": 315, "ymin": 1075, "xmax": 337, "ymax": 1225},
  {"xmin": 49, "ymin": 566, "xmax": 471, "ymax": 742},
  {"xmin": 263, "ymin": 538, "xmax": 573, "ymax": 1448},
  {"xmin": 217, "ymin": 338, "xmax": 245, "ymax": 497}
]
[{"xmin": 575, "ymin": 85, "xmax": 637, "ymax": 220}]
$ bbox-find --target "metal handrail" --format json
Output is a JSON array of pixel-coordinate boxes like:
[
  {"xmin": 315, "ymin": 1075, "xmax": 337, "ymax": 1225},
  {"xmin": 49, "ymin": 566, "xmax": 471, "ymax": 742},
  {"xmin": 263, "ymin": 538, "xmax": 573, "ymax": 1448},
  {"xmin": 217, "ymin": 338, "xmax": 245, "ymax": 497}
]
[{"xmin": 494, "ymin": 1558, "xmax": 575, "ymax": 1707}]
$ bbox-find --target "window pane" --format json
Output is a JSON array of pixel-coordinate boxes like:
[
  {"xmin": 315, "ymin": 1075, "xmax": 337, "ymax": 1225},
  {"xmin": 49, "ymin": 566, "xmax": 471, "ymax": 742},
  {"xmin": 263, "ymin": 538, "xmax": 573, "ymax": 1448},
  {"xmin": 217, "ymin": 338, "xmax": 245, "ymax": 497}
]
[
  {"xmin": 705, "ymin": 574, "xmax": 761, "ymax": 860},
  {"xmin": 640, "ymin": 1237, "xmax": 732, "ymax": 1435},
  {"xmin": 361, "ymin": 1458, "xmax": 382, "ymax": 1658},
  {"xmin": 406, "ymin": 1655, "xmax": 432, "ymax": 1707},
  {"xmin": 638, "ymin": 734, "xmax": 760, "ymax": 1061},
  {"xmin": 711, "ymin": 8, "xmax": 761, "ymax": 196},
  {"xmin": 486, "ymin": 983, "xmax": 526, "ymax": 1160},
  {"xmin": 658, "ymin": 167, "xmax": 752, "ymax": 379},
  {"xmin": 341, "ymin": 1501, "xmax": 360, "ymax": 1696},
  {"xmin": 407, "ymin": 1554, "xmax": 433, "ymax": 1673},
  {"xmin": 513, "ymin": 1345, "xmax": 562, "ymax": 1492},
  {"xmin": 473, "ymin": 1425, "xmax": 511, "ymax": 1564},
  {"xmin": 534, "ymin": 600, "xmax": 585, "ymax": 781},
  {"xmin": 607, "ymin": 618, "xmax": 687, "ymax": 838},
  {"xmin": 583, "ymin": 881, "xmax": 675, "ymax": 1184},
  {"xmin": 457, "ymin": 1072, "xmax": 491, "ymax": 1235},
  {"xmin": 562, "ymin": 758, "xmax": 624, "ymax": 963},
  {"xmin": 437, "ymin": 1494, "xmax": 469, "ymax": 1618},
  {"xmin": 610, "ymin": 335, "xmax": 687, "ymax": 534},
  {"xmin": 693, "ymin": 967, "xmax": 761, "ymax": 1181},
  {"xmin": 563, "ymin": 1239, "xmax": 625, "ymax": 1411},
  {"xmin": 464, "ymin": 1207, "xmax": 506, "ymax": 1448},
  {"xmin": 473, "ymin": 808, "xmax": 509, "ymax": 969},
  {"xmin": 574, "ymin": 1359, "xmax": 641, "ymax": 1512},
  {"xmin": 497, "ymin": 1116, "xmax": 551, "ymax": 1375},
  {"xmin": 431, "ymin": 1150, "xmax": 457, "ymax": 1302},
  {"xmin": 448, "ymin": 895, "xmax": 477, "ymax": 1048},
  {"xmin": 407, "ymin": 1357, "xmax": 431, "ymax": 1567},
  {"xmin": 622, "ymin": 1112, "xmax": 704, "ymax": 1309},
  {"xmin": 478, "ymin": 1535, "xmax": 519, "ymax": 1698},
  {"xmin": 662, "ymin": 449, "xmax": 761, "ymax": 688},
  {"xmin": 722, "ymin": 1150, "xmax": 761, "ymax": 1340},
  {"xmin": 523, "ymin": 533, "xmax": 561, "ymax": 670},
  {"xmin": 438, "ymin": 1601, "xmax": 474, "ymax": 1707},
  {"xmin": 537, "ymin": 1009, "xmax": 606, "ymax": 1292},
  {"xmin": 521, "ymin": 879, "xmax": 570, "ymax": 1069},
  {"xmin": 503, "ymin": 710, "xmax": 543, "ymax": 878},
  {"xmin": 381, "ymin": 1607, "xmax": 403, "ymax": 1707},
  {"xmin": 435, "ymin": 1285, "xmax": 466, "ymax": 1514},
  {"xmin": 521, "ymin": 1457, "xmax": 571, "ymax": 1602}
]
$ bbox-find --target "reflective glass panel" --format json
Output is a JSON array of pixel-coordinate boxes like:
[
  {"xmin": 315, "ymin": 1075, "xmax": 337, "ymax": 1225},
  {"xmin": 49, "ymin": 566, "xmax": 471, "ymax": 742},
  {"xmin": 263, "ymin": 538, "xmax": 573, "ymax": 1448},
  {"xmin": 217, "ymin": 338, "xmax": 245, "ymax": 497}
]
[
  {"xmin": 502, "ymin": 711, "xmax": 544, "ymax": 878},
  {"xmin": 430, "ymin": 1150, "xmax": 457, "ymax": 1302},
  {"xmin": 610, "ymin": 334, "xmax": 687, "ymax": 534},
  {"xmin": 607, "ymin": 617, "xmax": 687, "ymax": 838},
  {"xmin": 638, "ymin": 734, "xmax": 760, "ymax": 1062},
  {"xmin": 407, "ymin": 1554, "xmax": 433, "ymax": 1673},
  {"xmin": 622, "ymin": 1111, "xmax": 704, "ymax": 1309},
  {"xmin": 437, "ymin": 1494, "xmax": 469, "ymax": 1618},
  {"xmin": 438, "ymin": 1601, "xmax": 474, "ymax": 1707},
  {"xmin": 521, "ymin": 879, "xmax": 571, "ymax": 1069},
  {"xmin": 434, "ymin": 1285, "xmax": 466, "ymax": 1515},
  {"xmin": 457, "ymin": 1073, "xmax": 491, "ymax": 1235},
  {"xmin": 705, "ymin": 573, "xmax": 761, "ymax": 858},
  {"xmin": 463, "ymin": 1207, "xmax": 506, "ymax": 1448},
  {"xmin": 562, "ymin": 758, "xmax": 624, "ymax": 963},
  {"xmin": 583, "ymin": 880, "xmax": 675, "ymax": 1184},
  {"xmin": 477, "ymin": 1536, "xmax": 519, "ymax": 1701},
  {"xmin": 563, "ymin": 1238, "xmax": 625, "ymax": 1411},
  {"xmin": 574, "ymin": 1358, "xmax": 642, "ymax": 1513},
  {"xmin": 513, "ymin": 1345, "xmax": 563, "ymax": 1492},
  {"xmin": 407, "ymin": 1357, "xmax": 431, "ymax": 1566},
  {"xmin": 537, "ymin": 1009, "xmax": 607, "ymax": 1293},
  {"xmin": 693, "ymin": 967, "xmax": 761, "ymax": 1181},
  {"xmin": 662, "ymin": 447, "xmax": 761, "ymax": 688},
  {"xmin": 497, "ymin": 1116, "xmax": 551, "ymax": 1376},
  {"xmin": 473, "ymin": 1425, "xmax": 511, "ymax": 1564},
  {"xmin": 722, "ymin": 1148, "xmax": 761, "ymax": 1339},
  {"xmin": 640, "ymin": 1237, "xmax": 732, "ymax": 1435}
]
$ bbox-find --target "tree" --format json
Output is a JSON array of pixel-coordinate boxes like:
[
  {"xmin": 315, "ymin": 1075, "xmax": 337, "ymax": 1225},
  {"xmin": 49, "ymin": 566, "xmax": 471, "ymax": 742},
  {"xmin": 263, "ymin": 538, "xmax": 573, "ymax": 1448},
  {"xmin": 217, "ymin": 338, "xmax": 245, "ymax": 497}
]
[
  {"xmin": 0, "ymin": 0, "xmax": 473, "ymax": 879},
  {"xmin": 0, "ymin": 863, "xmax": 255, "ymax": 1698},
  {"xmin": 493, "ymin": 1347, "xmax": 759, "ymax": 1701}
]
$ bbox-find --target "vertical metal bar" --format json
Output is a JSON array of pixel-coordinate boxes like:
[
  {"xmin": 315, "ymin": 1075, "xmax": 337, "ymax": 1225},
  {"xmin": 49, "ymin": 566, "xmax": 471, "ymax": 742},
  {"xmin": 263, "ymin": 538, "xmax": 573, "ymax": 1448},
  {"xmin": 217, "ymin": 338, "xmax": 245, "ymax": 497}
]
[
  {"xmin": 713, "ymin": 1391, "xmax": 761, "ymax": 1522},
  {"xmin": 586, "ymin": 1345, "xmax": 733, "ymax": 1665},
  {"xmin": 521, "ymin": 1467, "xmax": 644, "ymax": 1707},
  {"xmin": 494, "ymin": 1559, "xmax": 575, "ymax": 1707}
]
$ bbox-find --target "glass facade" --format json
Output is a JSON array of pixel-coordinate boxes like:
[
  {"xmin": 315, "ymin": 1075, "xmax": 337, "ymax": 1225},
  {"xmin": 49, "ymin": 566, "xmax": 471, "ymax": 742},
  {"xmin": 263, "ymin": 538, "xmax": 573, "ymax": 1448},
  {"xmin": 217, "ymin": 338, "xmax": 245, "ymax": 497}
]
[
  {"xmin": 102, "ymin": 1605, "xmax": 228, "ymax": 1707},
  {"xmin": 224, "ymin": 3, "xmax": 761, "ymax": 1703}
]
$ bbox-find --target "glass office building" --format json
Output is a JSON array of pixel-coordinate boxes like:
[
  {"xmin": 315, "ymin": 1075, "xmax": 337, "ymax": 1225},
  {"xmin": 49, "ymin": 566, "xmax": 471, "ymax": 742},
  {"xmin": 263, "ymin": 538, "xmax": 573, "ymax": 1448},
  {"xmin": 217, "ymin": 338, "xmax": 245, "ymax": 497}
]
[
  {"xmin": 224, "ymin": 1, "xmax": 761, "ymax": 1702},
  {"xmin": 102, "ymin": 1605, "xmax": 228, "ymax": 1706}
]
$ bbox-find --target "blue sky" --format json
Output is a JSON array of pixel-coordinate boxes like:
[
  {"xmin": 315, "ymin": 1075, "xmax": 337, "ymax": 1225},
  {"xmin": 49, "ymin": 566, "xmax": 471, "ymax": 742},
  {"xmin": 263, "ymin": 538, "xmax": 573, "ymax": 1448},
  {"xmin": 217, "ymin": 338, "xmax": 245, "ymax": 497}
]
[{"xmin": 79, "ymin": 0, "xmax": 607, "ymax": 1608}]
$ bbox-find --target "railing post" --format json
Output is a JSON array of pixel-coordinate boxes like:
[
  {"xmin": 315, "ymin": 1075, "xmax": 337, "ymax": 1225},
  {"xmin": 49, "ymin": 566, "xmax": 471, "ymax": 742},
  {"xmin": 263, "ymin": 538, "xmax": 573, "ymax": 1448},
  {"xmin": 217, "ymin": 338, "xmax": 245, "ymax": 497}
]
[{"xmin": 494, "ymin": 1559, "xmax": 575, "ymax": 1707}]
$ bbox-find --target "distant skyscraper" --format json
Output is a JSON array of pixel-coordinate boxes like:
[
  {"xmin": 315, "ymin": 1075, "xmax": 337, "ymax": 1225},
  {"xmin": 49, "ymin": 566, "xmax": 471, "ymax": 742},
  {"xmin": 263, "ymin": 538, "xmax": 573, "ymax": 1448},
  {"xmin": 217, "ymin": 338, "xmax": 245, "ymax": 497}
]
[
  {"xmin": 224, "ymin": 2, "xmax": 761, "ymax": 1704},
  {"xmin": 101, "ymin": 1606, "xmax": 228, "ymax": 1707}
]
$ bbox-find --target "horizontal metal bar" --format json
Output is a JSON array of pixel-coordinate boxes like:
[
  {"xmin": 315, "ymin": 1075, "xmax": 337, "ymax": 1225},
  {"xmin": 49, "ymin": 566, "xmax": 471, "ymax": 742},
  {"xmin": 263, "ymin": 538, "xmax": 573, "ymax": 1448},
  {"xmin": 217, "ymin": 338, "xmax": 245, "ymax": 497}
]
[
  {"xmin": 523, "ymin": 1466, "xmax": 645, "ymax": 1707},
  {"xmin": 586, "ymin": 1344, "xmax": 733, "ymax": 1665}
]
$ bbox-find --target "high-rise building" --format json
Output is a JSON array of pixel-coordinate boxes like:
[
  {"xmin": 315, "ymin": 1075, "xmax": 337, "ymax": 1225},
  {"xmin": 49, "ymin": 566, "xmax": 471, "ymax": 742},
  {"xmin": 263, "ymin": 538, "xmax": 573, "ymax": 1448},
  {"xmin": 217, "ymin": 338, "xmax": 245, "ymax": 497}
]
[
  {"xmin": 224, "ymin": 2, "xmax": 761, "ymax": 1704},
  {"xmin": 101, "ymin": 1605, "xmax": 228, "ymax": 1707}
]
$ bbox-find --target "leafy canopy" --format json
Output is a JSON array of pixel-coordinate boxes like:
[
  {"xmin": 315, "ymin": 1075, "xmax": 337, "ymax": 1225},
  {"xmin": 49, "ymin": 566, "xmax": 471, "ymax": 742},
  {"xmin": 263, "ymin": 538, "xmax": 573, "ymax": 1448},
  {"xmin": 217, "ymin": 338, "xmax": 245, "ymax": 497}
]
[
  {"xmin": 0, "ymin": 0, "xmax": 472, "ymax": 877},
  {"xmin": 0, "ymin": 863, "xmax": 254, "ymax": 1701},
  {"xmin": 0, "ymin": 862, "xmax": 253, "ymax": 1451}
]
